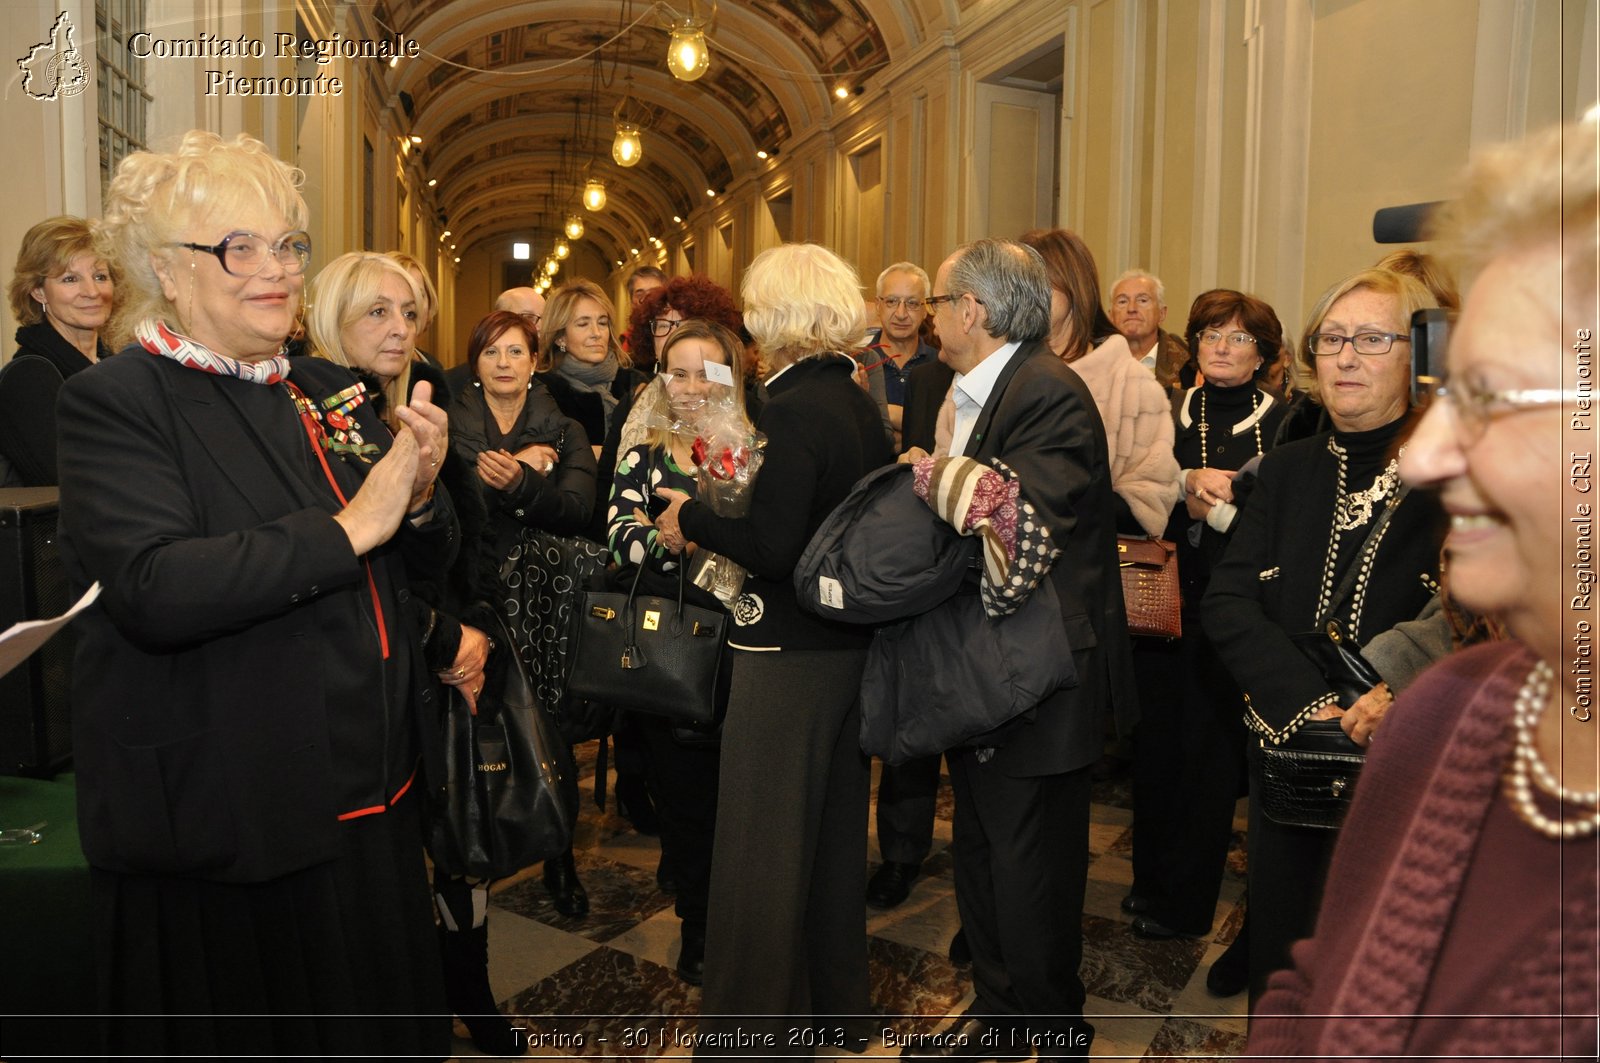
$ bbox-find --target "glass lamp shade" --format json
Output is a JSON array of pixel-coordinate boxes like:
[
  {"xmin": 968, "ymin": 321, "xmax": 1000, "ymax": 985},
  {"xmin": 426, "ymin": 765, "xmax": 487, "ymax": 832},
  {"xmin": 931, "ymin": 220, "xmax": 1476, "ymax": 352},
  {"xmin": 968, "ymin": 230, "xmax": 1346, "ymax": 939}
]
[
  {"xmin": 543, "ymin": 257, "xmax": 560, "ymax": 276},
  {"xmin": 612, "ymin": 123, "xmax": 642, "ymax": 167},
  {"xmin": 554, "ymin": 239, "xmax": 570, "ymax": 260},
  {"xmin": 583, "ymin": 178, "xmax": 607, "ymax": 211},
  {"xmin": 564, "ymin": 214, "xmax": 584, "ymax": 240},
  {"xmin": 667, "ymin": 27, "xmax": 709, "ymax": 82}
]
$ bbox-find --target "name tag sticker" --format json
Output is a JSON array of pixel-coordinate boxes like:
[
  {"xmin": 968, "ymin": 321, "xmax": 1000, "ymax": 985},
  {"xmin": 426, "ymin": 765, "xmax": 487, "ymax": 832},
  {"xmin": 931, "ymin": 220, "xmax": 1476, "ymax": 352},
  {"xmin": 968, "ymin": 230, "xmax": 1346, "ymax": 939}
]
[
  {"xmin": 818, "ymin": 576, "xmax": 845, "ymax": 610},
  {"xmin": 703, "ymin": 360, "xmax": 734, "ymax": 386}
]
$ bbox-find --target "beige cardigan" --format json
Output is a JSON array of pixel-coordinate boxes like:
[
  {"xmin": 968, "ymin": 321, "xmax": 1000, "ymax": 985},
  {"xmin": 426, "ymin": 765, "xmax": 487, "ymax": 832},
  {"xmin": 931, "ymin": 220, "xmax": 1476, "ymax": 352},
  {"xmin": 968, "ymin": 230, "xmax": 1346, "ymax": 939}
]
[{"xmin": 1065, "ymin": 334, "xmax": 1181, "ymax": 536}]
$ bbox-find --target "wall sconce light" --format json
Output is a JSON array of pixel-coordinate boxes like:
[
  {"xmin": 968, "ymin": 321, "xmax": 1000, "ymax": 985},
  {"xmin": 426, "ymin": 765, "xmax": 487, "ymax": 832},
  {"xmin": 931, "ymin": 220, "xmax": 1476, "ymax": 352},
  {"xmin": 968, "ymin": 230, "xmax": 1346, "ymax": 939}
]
[
  {"xmin": 584, "ymin": 178, "xmax": 608, "ymax": 212},
  {"xmin": 409, "ymin": 134, "xmax": 423, "ymax": 145},
  {"xmin": 565, "ymin": 214, "xmax": 585, "ymax": 240},
  {"xmin": 672, "ymin": 214, "xmax": 683, "ymax": 223},
  {"xmin": 427, "ymin": 178, "xmax": 437, "ymax": 187}
]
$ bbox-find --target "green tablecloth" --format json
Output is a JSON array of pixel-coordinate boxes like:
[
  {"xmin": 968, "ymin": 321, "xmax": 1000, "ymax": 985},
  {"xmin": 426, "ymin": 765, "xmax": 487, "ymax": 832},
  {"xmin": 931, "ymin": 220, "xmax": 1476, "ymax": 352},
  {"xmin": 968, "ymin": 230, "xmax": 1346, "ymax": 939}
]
[{"xmin": 0, "ymin": 772, "xmax": 92, "ymax": 1017}]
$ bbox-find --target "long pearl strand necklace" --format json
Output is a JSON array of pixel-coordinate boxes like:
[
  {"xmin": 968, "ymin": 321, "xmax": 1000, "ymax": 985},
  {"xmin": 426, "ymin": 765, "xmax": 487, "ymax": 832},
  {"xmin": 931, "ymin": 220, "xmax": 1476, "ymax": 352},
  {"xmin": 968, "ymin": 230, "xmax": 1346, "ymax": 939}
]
[
  {"xmin": 1197, "ymin": 387, "xmax": 1262, "ymax": 468},
  {"xmin": 1505, "ymin": 659, "xmax": 1600, "ymax": 839}
]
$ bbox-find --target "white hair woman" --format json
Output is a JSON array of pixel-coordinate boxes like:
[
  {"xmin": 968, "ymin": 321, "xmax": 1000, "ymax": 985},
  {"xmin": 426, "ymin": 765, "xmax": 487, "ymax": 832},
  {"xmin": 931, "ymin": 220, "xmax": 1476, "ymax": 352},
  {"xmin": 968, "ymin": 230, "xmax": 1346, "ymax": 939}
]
[
  {"xmin": 1247, "ymin": 118, "xmax": 1598, "ymax": 1062},
  {"xmin": 654, "ymin": 243, "xmax": 895, "ymax": 1048},
  {"xmin": 54, "ymin": 131, "xmax": 451, "ymax": 1057}
]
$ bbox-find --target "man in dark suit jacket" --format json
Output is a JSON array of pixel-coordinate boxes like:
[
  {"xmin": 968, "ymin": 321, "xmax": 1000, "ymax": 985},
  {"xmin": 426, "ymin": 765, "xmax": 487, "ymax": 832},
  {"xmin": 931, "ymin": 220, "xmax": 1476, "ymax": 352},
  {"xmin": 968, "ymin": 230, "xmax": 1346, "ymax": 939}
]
[{"xmin": 906, "ymin": 239, "xmax": 1136, "ymax": 1060}]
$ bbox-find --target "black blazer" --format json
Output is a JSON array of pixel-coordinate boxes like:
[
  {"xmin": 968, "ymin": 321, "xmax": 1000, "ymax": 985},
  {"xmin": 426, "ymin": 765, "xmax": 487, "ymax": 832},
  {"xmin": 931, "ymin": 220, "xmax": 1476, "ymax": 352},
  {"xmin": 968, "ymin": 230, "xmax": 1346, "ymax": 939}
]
[
  {"xmin": 1202, "ymin": 432, "xmax": 1447, "ymax": 743},
  {"xmin": 900, "ymin": 358, "xmax": 954, "ymax": 455},
  {"xmin": 56, "ymin": 352, "xmax": 457, "ymax": 882},
  {"xmin": 962, "ymin": 341, "xmax": 1137, "ymax": 775}
]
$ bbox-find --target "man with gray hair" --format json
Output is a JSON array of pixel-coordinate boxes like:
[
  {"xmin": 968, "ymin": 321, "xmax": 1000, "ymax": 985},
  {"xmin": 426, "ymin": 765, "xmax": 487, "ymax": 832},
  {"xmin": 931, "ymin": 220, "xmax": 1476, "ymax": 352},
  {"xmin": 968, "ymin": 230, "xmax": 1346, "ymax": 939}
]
[
  {"xmin": 1109, "ymin": 268, "xmax": 1188, "ymax": 393},
  {"xmin": 905, "ymin": 239, "xmax": 1135, "ymax": 1060}
]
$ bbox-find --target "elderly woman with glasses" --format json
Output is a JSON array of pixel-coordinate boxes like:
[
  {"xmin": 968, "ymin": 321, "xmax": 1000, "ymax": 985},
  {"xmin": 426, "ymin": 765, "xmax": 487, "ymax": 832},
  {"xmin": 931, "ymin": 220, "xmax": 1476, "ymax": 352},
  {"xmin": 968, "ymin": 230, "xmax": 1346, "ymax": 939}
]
[
  {"xmin": 1125, "ymin": 290, "xmax": 1291, "ymax": 986},
  {"xmin": 1247, "ymin": 119, "xmax": 1597, "ymax": 1063},
  {"xmin": 53, "ymin": 131, "xmax": 452, "ymax": 1057},
  {"xmin": 1202, "ymin": 267, "xmax": 1449, "ymax": 1006}
]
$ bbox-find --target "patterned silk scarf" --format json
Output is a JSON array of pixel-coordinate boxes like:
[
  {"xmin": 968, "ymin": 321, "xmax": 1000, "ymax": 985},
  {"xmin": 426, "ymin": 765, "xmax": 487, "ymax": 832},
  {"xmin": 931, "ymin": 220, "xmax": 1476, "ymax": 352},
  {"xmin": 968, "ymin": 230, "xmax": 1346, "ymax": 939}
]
[{"xmin": 135, "ymin": 318, "xmax": 291, "ymax": 384}]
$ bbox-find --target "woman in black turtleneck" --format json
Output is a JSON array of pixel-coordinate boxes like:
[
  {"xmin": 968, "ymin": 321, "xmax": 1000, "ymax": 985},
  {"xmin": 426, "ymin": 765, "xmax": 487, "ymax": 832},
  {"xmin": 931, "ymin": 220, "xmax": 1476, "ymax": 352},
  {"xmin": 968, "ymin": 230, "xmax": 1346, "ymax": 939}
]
[
  {"xmin": 1127, "ymin": 290, "xmax": 1288, "ymax": 971},
  {"xmin": 2, "ymin": 216, "xmax": 115, "ymax": 485},
  {"xmin": 1202, "ymin": 269, "xmax": 1448, "ymax": 1007}
]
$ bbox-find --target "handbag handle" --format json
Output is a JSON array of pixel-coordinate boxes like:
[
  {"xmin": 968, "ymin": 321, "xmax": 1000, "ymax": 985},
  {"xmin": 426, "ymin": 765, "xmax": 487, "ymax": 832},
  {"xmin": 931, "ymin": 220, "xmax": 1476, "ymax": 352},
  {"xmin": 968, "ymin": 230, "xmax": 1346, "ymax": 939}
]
[{"xmin": 1316, "ymin": 484, "xmax": 1411, "ymax": 630}]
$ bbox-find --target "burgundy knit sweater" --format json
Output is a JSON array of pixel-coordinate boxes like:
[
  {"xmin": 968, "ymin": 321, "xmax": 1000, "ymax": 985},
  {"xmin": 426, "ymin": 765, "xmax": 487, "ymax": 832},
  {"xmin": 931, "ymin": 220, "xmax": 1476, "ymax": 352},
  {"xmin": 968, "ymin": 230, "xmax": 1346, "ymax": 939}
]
[{"xmin": 1248, "ymin": 641, "xmax": 1599, "ymax": 1061}]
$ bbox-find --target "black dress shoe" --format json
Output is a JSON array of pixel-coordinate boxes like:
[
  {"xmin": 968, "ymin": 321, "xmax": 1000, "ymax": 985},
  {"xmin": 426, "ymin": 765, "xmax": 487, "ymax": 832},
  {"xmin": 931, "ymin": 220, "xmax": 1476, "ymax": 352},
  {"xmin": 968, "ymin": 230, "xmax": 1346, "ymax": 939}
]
[
  {"xmin": 543, "ymin": 850, "xmax": 589, "ymax": 918},
  {"xmin": 1206, "ymin": 925, "xmax": 1249, "ymax": 997},
  {"xmin": 1119, "ymin": 893, "xmax": 1150, "ymax": 915},
  {"xmin": 866, "ymin": 861, "xmax": 920, "ymax": 909},
  {"xmin": 947, "ymin": 928, "xmax": 970, "ymax": 967},
  {"xmin": 899, "ymin": 1015, "xmax": 1027, "ymax": 1061},
  {"xmin": 675, "ymin": 926, "xmax": 705, "ymax": 986},
  {"xmin": 1131, "ymin": 913, "xmax": 1207, "ymax": 940}
]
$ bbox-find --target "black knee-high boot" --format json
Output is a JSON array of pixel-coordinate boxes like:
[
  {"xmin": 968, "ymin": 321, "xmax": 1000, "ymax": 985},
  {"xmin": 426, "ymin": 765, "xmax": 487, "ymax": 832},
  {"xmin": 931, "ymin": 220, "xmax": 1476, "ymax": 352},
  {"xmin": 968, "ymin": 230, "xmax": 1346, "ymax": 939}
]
[{"xmin": 435, "ymin": 875, "xmax": 523, "ymax": 1056}]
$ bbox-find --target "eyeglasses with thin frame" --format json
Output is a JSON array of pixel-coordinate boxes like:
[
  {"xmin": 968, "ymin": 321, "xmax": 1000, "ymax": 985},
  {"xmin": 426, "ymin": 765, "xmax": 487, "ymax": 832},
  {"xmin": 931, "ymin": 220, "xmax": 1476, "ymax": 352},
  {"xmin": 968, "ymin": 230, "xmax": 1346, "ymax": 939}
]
[
  {"xmin": 171, "ymin": 230, "xmax": 313, "ymax": 277},
  {"xmin": 1308, "ymin": 331, "xmax": 1410, "ymax": 357},
  {"xmin": 925, "ymin": 292, "xmax": 982, "ymax": 311},
  {"xmin": 1432, "ymin": 378, "xmax": 1581, "ymax": 445},
  {"xmin": 878, "ymin": 296, "xmax": 925, "ymax": 312},
  {"xmin": 648, "ymin": 317, "xmax": 684, "ymax": 338},
  {"xmin": 1198, "ymin": 329, "xmax": 1257, "ymax": 349}
]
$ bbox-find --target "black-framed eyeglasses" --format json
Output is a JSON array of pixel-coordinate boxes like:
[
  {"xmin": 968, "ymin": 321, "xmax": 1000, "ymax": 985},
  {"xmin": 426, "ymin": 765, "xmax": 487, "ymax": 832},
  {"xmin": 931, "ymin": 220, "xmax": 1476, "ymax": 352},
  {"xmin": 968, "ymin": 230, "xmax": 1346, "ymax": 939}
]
[
  {"xmin": 1433, "ymin": 380, "xmax": 1581, "ymax": 445},
  {"xmin": 1307, "ymin": 331, "xmax": 1409, "ymax": 357},
  {"xmin": 926, "ymin": 293, "xmax": 981, "ymax": 311},
  {"xmin": 172, "ymin": 230, "xmax": 312, "ymax": 277},
  {"xmin": 648, "ymin": 317, "xmax": 684, "ymax": 338},
  {"xmin": 878, "ymin": 296, "xmax": 925, "ymax": 312}
]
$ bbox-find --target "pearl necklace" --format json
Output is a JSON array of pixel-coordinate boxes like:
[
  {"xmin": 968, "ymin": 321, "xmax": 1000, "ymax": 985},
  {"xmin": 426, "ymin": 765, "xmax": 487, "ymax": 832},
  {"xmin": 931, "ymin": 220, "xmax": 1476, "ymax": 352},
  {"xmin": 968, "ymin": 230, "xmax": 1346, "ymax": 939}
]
[
  {"xmin": 1505, "ymin": 659, "xmax": 1600, "ymax": 839},
  {"xmin": 1198, "ymin": 387, "xmax": 1262, "ymax": 469}
]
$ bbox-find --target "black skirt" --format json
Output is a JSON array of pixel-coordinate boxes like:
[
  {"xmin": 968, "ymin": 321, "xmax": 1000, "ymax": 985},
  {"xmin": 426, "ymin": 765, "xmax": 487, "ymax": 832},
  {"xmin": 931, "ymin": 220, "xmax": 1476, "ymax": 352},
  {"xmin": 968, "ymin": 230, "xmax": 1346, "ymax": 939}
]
[{"xmin": 89, "ymin": 793, "xmax": 449, "ymax": 1060}]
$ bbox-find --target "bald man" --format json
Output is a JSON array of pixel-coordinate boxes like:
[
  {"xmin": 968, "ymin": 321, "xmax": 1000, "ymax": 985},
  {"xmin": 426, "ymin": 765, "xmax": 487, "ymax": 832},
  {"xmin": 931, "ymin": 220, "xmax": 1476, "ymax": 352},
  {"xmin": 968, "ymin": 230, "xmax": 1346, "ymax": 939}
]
[{"xmin": 494, "ymin": 286, "xmax": 546, "ymax": 322}]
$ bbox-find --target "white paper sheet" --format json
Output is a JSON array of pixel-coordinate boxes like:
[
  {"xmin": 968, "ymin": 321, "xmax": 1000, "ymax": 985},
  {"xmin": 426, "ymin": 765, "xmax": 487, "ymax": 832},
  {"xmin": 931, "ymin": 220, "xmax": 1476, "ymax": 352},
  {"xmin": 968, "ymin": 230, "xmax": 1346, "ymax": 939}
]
[{"xmin": 0, "ymin": 581, "xmax": 99, "ymax": 680}]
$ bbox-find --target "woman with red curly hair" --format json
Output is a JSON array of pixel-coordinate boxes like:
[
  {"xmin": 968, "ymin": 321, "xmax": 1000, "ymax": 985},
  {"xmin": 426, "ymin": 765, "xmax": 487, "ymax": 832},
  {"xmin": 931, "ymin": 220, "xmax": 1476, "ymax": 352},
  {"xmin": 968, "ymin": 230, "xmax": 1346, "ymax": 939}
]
[{"xmin": 626, "ymin": 274, "xmax": 747, "ymax": 376}]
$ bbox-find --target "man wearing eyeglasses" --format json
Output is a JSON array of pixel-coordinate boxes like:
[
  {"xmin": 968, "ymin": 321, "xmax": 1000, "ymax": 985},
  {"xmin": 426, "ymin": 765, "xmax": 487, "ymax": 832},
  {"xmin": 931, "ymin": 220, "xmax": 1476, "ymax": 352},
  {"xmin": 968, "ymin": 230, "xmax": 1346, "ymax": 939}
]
[
  {"xmin": 902, "ymin": 239, "xmax": 1132, "ymax": 1061},
  {"xmin": 1109, "ymin": 270, "xmax": 1188, "ymax": 393},
  {"xmin": 869, "ymin": 263, "xmax": 939, "ymax": 447}
]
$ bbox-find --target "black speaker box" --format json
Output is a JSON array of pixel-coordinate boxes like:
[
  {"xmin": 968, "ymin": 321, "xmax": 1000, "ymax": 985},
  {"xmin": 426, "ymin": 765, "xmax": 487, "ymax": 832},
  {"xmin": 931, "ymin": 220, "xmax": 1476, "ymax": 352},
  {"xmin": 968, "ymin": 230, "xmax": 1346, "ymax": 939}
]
[{"xmin": 0, "ymin": 487, "xmax": 74, "ymax": 777}]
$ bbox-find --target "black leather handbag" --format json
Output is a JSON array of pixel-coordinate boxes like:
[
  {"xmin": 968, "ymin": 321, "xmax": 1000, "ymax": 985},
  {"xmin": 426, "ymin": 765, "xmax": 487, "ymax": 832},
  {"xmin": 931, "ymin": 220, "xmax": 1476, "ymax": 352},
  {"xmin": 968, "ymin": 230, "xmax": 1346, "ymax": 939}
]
[
  {"xmin": 428, "ymin": 611, "xmax": 577, "ymax": 879},
  {"xmin": 1258, "ymin": 489, "xmax": 1408, "ymax": 831},
  {"xmin": 1257, "ymin": 719, "xmax": 1367, "ymax": 830},
  {"xmin": 567, "ymin": 560, "xmax": 727, "ymax": 726}
]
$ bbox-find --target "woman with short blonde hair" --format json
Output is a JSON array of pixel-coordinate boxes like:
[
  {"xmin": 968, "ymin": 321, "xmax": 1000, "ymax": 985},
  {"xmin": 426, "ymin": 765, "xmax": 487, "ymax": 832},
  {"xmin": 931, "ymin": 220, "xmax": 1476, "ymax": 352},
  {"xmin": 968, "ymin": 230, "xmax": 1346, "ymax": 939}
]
[{"xmin": 652, "ymin": 241, "xmax": 894, "ymax": 1044}]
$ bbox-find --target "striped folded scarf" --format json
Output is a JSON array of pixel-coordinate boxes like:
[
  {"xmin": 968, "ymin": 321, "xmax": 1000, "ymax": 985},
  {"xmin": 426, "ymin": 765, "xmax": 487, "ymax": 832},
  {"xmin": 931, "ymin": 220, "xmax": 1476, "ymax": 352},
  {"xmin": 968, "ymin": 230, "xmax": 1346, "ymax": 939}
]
[{"xmin": 912, "ymin": 455, "xmax": 1058, "ymax": 618}]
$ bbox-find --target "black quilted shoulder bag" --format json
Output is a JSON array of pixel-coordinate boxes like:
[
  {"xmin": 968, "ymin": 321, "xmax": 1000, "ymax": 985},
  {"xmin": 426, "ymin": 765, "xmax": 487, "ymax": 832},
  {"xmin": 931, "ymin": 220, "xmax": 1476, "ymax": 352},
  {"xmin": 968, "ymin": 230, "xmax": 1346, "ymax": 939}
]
[{"xmin": 1258, "ymin": 488, "xmax": 1408, "ymax": 830}]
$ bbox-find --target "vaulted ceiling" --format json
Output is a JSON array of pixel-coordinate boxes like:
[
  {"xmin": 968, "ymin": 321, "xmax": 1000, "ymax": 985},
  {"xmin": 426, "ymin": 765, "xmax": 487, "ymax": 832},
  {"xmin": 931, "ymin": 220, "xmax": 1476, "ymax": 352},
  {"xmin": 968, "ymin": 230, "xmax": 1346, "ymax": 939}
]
[{"xmin": 372, "ymin": 0, "xmax": 945, "ymax": 265}]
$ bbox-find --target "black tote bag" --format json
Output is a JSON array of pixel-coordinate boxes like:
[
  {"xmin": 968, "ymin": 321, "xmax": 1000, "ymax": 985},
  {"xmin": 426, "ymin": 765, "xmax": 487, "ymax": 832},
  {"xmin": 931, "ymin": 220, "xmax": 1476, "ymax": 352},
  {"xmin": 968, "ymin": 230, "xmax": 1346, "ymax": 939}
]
[{"xmin": 428, "ymin": 611, "xmax": 577, "ymax": 879}]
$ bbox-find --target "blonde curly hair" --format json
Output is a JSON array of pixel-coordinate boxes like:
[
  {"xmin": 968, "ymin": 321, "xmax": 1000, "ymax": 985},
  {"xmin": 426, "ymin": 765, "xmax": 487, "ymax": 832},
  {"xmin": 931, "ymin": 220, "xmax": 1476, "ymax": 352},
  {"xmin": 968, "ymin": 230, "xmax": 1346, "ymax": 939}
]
[{"xmin": 96, "ymin": 131, "xmax": 308, "ymax": 349}]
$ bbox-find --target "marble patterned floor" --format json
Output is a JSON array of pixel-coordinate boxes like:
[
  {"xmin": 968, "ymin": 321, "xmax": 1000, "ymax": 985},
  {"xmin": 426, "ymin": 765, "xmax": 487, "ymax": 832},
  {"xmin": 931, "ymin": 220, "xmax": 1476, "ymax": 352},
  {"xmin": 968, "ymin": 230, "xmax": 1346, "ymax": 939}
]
[{"xmin": 455, "ymin": 748, "xmax": 1250, "ymax": 1061}]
